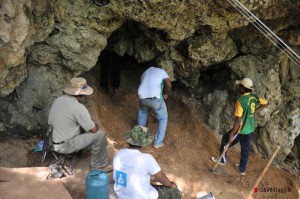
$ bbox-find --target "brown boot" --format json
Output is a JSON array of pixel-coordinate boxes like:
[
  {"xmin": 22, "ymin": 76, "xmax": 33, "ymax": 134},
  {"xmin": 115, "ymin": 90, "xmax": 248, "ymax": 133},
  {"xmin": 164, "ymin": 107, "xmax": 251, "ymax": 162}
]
[{"xmin": 90, "ymin": 164, "xmax": 113, "ymax": 173}]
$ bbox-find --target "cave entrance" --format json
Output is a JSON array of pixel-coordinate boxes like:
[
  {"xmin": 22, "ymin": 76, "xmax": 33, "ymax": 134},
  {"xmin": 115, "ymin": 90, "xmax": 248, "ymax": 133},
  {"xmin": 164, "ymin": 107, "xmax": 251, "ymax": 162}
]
[
  {"xmin": 199, "ymin": 63, "xmax": 231, "ymax": 90},
  {"xmin": 192, "ymin": 62, "xmax": 232, "ymax": 97},
  {"xmin": 94, "ymin": 50, "xmax": 148, "ymax": 95},
  {"xmin": 98, "ymin": 50, "xmax": 122, "ymax": 93},
  {"xmin": 91, "ymin": 20, "xmax": 161, "ymax": 94}
]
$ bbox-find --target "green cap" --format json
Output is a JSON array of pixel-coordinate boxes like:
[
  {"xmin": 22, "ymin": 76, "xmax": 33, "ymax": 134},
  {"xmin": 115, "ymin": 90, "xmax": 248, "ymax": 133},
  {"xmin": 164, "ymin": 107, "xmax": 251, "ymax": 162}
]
[{"xmin": 125, "ymin": 125, "xmax": 154, "ymax": 147}]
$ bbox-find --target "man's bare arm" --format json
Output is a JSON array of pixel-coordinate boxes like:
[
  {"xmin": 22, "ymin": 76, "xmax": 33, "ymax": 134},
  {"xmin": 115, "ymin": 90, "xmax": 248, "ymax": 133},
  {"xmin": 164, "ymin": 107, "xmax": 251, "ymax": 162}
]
[
  {"xmin": 256, "ymin": 102, "xmax": 269, "ymax": 112},
  {"xmin": 163, "ymin": 78, "xmax": 172, "ymax": 99},
  {"xmin": 152, "ymin": 170, "xmax": 177, "ymax": 188},
  {"xmin": 229, "ymin": 116, "xmax": 241, "ymax": 144}
]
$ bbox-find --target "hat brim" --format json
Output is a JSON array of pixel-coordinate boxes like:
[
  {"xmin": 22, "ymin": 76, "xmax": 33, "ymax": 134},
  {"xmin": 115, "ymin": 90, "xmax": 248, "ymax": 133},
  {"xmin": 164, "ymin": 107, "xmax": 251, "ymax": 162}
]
[
  {"xmin": 235, "ymin": 80, "xmax": 254, "ymax": 90},
  {"xmin": 64, "ymin": 86, "xmax": 94, "ymax": 95},
  {"xmin": 235, "ymin": 80, "xmax": 242, "ymax": 85},
  {"xmin": 125, "ymin": 131, "xmax": 153, "ymax": 147},
  {"xmin": 126, "ymin": 138, "xmax": 142, "ymax": 146},
  {"xmin": 125, "ymin": 131, "xmax": 142, "ymax": 147}
]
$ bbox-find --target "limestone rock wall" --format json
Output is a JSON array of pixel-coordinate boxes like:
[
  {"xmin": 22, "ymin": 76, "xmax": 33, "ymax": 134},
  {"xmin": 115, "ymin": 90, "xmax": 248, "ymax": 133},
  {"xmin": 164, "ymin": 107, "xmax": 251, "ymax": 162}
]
[{"xmin": 0, "ymin": 0, "xmax": 299, "ymax": 174}]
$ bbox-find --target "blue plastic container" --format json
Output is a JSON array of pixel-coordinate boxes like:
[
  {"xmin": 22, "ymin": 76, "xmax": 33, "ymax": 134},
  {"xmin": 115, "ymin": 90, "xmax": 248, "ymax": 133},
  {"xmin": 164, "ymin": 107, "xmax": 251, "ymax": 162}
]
[{"xmin": 85, "ymin": 170, "xmax": 109, "ymax": 199}]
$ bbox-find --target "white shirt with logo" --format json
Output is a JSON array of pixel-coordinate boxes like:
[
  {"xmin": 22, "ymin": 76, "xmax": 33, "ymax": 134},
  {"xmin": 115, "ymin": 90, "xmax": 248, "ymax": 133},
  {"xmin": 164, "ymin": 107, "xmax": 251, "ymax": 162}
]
[
  {"xmin": 113, "ymin": 149, "xmax": 161, "ymax": 199},
  {"xmin": 138, "ymin": 67, "xmax": 169, "ymax": 99}
]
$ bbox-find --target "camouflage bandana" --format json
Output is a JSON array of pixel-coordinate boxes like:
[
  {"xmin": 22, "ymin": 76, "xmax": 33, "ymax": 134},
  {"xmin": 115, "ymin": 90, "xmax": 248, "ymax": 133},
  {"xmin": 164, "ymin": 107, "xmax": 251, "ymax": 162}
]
[{"xmin": 125, "ymin": 125, "xmax": 154, "ymax": 147}]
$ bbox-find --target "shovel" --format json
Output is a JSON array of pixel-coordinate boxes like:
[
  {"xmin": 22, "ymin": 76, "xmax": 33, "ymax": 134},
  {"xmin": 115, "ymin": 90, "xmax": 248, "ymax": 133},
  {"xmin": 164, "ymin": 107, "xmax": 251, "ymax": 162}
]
[
  {"xmin": 246, "ymin": 145, "xmax": 281, "ymax": 199},
  {"xmin": 211, "ymin": 143, "xmax": 230, "ymax": 176},
  {"xmin": 198, "ymin": 192, "xmax": 215, "ymax": 199}
]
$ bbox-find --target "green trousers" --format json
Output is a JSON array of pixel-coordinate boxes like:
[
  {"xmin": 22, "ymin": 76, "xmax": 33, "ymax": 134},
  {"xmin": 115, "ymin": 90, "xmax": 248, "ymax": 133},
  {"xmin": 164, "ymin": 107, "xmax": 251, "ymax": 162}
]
[{"xmin": 153, "ymin": 185, "xmax": 182, "ymax": 199}]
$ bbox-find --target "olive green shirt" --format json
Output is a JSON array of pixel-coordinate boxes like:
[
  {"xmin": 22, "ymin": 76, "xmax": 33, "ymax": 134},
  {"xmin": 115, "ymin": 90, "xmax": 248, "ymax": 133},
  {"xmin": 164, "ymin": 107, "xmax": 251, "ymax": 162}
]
[{"xmin": 48, "ymin": 95, "xmax": 95, "ymax": 143}]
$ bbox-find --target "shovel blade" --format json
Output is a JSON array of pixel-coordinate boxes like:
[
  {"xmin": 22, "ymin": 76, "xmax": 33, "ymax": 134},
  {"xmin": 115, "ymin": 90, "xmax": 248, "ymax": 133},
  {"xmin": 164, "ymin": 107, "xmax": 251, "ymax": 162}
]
[
  {"xmin": 211, "ymin": 166, "xmax": 227, "ymax": 176},
  {"xmin": 198, "ymin": 192, "xmax": 215, "ymax": 199}
]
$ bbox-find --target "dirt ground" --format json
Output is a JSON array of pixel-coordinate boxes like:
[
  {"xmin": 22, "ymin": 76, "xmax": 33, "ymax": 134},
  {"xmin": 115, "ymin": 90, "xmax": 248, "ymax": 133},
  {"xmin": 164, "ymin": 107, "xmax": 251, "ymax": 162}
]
[{"xmin": 0, "ymin": 64, "xmax": 299, "ymax": 199}]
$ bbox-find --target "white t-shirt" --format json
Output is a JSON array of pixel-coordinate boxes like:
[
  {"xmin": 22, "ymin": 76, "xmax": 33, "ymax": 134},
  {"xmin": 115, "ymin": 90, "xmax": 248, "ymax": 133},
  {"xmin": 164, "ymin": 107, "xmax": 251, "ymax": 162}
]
[
  {"xmin": 138, "ymin": 67, "xmax": 169, "ymax": 99},
  {"xmin": 113, "ymin": 149, "xmax": 161, "ymax": 199}
]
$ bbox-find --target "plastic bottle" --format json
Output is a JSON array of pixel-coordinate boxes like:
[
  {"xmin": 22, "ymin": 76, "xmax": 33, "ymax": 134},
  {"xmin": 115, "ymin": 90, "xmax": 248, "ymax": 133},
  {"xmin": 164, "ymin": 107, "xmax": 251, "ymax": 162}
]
[{"xmin": 85, "ymin": 170, "xmax": 109, "ymax": 199}]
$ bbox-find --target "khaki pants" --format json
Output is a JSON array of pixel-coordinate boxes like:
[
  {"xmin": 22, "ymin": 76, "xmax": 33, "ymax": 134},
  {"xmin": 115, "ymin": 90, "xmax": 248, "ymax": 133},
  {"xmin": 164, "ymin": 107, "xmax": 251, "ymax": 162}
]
[{"xmin": 54, "ymin": 130, "xmax": 109, "ymax": 168}]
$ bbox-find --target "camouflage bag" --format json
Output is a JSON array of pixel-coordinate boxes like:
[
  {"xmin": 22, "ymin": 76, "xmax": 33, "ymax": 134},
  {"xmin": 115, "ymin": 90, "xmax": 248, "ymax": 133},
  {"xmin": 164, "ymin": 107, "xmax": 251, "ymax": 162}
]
[{"xmin": 125, "ymin": 125, "xmax": 154, "ymax": 147}]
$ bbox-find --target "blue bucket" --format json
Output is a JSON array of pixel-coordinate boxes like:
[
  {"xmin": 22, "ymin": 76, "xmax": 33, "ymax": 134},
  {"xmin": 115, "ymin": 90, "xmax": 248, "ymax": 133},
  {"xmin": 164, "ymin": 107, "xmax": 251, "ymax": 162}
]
[{"xmin": 85, "ymin": 170, "xmax": 109, "ymax": 199}]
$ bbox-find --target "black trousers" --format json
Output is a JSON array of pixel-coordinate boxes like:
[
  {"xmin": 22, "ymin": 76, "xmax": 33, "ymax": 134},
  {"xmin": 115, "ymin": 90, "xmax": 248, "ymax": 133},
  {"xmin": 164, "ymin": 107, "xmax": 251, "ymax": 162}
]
[{"xmin": 219, "ymin": 131, "xmax": 253, "ymax": 172}]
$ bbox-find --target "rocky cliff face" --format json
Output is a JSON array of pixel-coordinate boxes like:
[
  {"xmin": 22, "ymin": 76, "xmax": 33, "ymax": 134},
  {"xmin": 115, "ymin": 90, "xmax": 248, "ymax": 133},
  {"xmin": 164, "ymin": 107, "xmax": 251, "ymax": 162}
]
[{"xmin": 0, "ymin": 0, "xmax": 299, "ymax": 174}]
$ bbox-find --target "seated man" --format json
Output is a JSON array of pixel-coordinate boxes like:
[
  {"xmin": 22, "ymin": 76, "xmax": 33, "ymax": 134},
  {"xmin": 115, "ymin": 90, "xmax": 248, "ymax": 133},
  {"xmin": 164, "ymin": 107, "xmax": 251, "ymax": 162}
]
[
  {"xmin": 48, "ymin": 77, "xmax": 111, "ymax": 171},
  {"xmin": 113, "ymin": 125, "xmax": 182, "ymax": 199}
]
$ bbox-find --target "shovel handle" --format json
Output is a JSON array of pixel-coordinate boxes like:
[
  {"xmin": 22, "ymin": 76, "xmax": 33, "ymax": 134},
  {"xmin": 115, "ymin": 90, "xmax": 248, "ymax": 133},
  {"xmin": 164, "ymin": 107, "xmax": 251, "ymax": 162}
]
[
  {"xmin": 246, "ymin": 145, "xmax": 280, "ymax": 199},
  {"xmin": 212, "ymin": 143, "xmax": 230, "ymax": 171}
]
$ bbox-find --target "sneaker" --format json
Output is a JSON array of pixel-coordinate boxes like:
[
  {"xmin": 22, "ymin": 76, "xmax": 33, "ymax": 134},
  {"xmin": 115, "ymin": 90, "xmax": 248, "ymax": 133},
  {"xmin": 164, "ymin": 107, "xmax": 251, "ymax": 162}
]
[
  {"xmin": 153, "ymin": 143, "xmax": 164, "ymax": 149},
  {"xmin": 211, "ymin": 157, "xmax": 225, "ymax": 166},
  {"xmin": 90, "ymin": 164, "xmax": 113, "ymax": 173},
  {"xmin": 235, "ymin": 164, "xmax": 245, "ymax": 175}
]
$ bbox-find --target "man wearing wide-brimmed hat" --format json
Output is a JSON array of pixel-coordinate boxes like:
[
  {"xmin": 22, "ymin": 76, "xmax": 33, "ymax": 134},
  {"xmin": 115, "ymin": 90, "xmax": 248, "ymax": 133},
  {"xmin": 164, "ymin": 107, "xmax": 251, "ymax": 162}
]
[
  {"xmin": 211, "ymin": 77, "xmax": 269, "ymax": 175},
  {"xmin": 113, "ymin": 125, "xmax": 182, "ymax": 199},
  {"xmin": 48, "ymin": 77, "xmax": 111, "ymax": 171}
]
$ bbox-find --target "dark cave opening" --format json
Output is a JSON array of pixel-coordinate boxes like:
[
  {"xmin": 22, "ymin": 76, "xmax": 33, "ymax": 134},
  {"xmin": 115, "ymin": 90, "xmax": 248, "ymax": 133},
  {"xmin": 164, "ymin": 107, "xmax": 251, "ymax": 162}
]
[
  {"xmin": 196, "ymin": 62, "xmax": 232, "ymax": 94},
  {"xmin": 284, "ymin": 134, "xmax": 300, "ymax": 174},
  {"xmin": 91, "ymin": 50, "xmax": 149, "ymax": 95},
  {"xmin": 89, "ymin": 20, "xmax": 168, "ymax": 94},
  {"xmin": 98, "ymin": 50, "xmax": 122, "ymax": 93}
]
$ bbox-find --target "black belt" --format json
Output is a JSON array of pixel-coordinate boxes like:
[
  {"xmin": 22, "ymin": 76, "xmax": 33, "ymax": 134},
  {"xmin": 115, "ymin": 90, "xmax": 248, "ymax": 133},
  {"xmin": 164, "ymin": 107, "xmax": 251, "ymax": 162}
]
[
  {"xmin": 53, "ymin": 141, "xmax": 66, "ymax": 145},
  {"xmin": 145, "ymin": 97, "xmax": 156, "ymax": 99}
]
